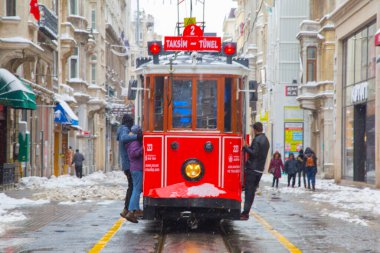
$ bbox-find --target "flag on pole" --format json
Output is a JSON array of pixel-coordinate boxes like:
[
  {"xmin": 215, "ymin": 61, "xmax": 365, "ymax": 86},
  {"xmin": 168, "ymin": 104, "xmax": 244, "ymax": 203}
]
[{"xmin": 30, "ymin": 0, "xmax": 40, "ymax": 21}]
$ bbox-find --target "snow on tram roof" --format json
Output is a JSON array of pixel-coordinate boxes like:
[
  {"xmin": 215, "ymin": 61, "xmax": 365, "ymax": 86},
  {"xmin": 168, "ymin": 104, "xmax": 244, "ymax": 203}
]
[{"xmin": 135, "ymin": 52, "xmax": 249, "ymax": 76}]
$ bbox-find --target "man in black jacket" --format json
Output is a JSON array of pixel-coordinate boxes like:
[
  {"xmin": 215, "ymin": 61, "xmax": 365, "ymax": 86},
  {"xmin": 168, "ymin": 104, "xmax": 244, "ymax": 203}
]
[{"xmin": 241, "ymin": 122, "xmax": 270, "ymax": 220}]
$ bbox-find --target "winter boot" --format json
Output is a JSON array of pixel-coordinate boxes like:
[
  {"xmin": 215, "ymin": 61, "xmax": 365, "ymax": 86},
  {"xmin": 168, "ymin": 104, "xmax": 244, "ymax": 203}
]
[
  {"xmin": 125, "ymin": 211, "xmax": 138, "ymax": 223},
  {"xmin": 120, "ymin": 208, "xmax": 128, "ymax": 219}
]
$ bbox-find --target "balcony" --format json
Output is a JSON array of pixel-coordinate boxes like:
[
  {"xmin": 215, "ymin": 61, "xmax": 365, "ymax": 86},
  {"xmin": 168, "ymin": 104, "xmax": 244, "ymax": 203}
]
[{"xmin": 38, "ymin": 5, "xmax": 58, "ymax": 40}]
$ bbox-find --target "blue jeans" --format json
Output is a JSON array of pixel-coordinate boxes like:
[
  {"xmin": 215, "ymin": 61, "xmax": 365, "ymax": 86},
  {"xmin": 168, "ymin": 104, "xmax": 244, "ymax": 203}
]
[
  {"xmin": 306, "ymin": 167, "xmax": 317, "ymax": 189},
  {"xmin": 128, "ymin": 170, "xmax": 143, "ymax": 211}
]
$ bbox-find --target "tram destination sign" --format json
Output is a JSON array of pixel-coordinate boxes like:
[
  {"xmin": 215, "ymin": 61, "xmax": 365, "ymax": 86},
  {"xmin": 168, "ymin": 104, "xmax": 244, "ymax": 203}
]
[
  {"xmin": 164, "ymin": 36, "xmax": 221, "ymax": 52},
  {"xmin": 164, "ymin": 24, "xmax": 221, "ymax": 52}
]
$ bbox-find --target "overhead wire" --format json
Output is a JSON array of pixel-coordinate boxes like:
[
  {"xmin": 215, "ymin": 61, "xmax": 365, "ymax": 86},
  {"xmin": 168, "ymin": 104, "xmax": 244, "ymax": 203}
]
[{"xmin": 241, "ymin": 0, "xmax": 265, "ymax": 54}]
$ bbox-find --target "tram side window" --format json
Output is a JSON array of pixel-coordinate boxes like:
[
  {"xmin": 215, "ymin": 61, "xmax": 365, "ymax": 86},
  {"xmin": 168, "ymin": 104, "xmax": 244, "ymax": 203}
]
[
  {"xmin": 196, "ymin": 80, "xmax": 217, "ymax": 129},
  {"xmin": 154, "ymin": 77, "xmax": 164, "ymax": 131},
  {"xmin": 224, "ymin": 78, "xmax": 232, "ymax": 132},
  {"xmin": 172, "ymin": 80, "xmax": 192, "ymax": 128}
]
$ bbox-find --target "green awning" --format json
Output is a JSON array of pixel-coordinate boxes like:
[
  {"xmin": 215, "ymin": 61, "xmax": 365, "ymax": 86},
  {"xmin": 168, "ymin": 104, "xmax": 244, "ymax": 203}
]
[{"xmin": 0, "ymin": 68, "xmax": 36, "ymax": 110}]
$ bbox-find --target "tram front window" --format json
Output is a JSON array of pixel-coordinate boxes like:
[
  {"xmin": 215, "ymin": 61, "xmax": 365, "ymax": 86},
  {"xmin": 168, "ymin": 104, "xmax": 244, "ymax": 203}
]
[
  {"xmin": 172, "ymin": 79, "xmax": 192, "ymax": 128},
  {"xmin": 196, "ymin": 80, "xmax": 217, "ymax": 129}
]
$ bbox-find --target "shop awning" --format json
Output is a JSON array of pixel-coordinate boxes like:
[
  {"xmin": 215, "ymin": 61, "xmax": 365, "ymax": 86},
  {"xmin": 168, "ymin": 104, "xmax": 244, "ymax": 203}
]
[
  {"xmin": 0, "ymin": 68, "xmax": 36, "ymax": 110},
  {"xmin": 54, "ymin": 98, "xmax": 79, "ymax": 126}
]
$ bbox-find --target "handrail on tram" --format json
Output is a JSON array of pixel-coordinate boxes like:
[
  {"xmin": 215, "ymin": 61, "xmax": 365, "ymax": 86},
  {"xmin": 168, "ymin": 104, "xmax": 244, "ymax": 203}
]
[{"xmin": 131, "ymin": 87, "xmax": 151, "ymax": 99}]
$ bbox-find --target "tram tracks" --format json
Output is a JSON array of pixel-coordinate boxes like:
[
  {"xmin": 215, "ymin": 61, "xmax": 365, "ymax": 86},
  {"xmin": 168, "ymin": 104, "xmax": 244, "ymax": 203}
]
[{"xmin": 155, "ymin": 219, "xmax": 240, "ymax": 253}]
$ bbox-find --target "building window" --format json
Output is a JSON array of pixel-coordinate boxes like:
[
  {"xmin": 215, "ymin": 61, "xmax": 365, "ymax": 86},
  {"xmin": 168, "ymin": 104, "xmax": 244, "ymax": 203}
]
[
  {"xmin": 52, "ymin": 0, "xmax": 58, "ymax": 14},
  {"xmin": 6, "ymin": 0, "xmax": 16, "ymax": 16},
  {"xmin": 91, "ymin": 9, "xmax": 96, "ymax": 30},
  {"xmin": 69, "ymin": 47, "xmax": 79, "ymax": 79},
  {"xmin": 306, "ymin": 46, "xmax": 317, "ymax": 82},
  {"xmin": 53, "ymin": 51, "xmax": 58, "ymax": 78},
  {"xmin": 342, "ymin": 21, "xmax": 376, "ymax": 184},
  {"xmin": 91, "ymin": 55, "xmax": 96, "ymax": 84},
  {"xmin": 69, "ymin": 0, "xmax": 78, "ymax": 15}
]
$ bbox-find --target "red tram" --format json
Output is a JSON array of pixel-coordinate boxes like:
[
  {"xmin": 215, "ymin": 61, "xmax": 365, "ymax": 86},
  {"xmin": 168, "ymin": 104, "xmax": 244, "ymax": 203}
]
[{"xmin": 133, "ymin": 42, "xmax": 250, "ymax": 221}]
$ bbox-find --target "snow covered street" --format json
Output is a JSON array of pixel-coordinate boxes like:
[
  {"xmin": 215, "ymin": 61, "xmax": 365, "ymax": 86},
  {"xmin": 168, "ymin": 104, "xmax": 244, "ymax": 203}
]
[
  {"xmin": 0, "ymin": 171, "xmax": 127, "ymax": 236},
  {"xmin": 0, "ymin": 171, "xmax": 380, "ymax": 252}
]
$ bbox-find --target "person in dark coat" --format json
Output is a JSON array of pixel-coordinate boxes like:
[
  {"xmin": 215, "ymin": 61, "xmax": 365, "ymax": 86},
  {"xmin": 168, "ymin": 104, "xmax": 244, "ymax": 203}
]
[
  {"xmin": 304, "ymin": 147, "xmax": 317, "ymax": 191},
  {"xmin": 296, "ymin": 149, "xmax": 306, "ymax": 188},
  {"xmin": 268, "ymin": 151, "xmax": 284, "ymax": 188},
  {"xmin": 284, "ymin": 153, "xmax": 298, "ymax": 187},
  {"xmin": 241, "ymin": 122, "xmax": 270, "ymax": 220},
  {"xmin": 125, "ymin": 125, "xmax": 143, "ymax": 223},
  {"xmin": 116, "ymin": 114, "xmax": 137, "ymax": 219},
  {"xmin": 72, "ymin": 149, "xmax": 85, "ymax": 178}
]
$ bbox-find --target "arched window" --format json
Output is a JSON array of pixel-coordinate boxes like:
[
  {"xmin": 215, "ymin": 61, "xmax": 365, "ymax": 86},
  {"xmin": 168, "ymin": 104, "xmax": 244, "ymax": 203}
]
[{"xmin": 307, "ymin": 46, "xmax": 317, "ymax": 82}]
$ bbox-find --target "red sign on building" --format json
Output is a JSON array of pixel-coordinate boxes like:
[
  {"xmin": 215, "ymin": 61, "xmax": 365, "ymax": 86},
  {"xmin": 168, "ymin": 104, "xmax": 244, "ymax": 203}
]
[
  {"xmin": 375, "ymin": 29, "xmax": 380, "ymax": 46},
  {"xmin": 164, "ymin": 24, "xmax": 221, "ymax": 52}
]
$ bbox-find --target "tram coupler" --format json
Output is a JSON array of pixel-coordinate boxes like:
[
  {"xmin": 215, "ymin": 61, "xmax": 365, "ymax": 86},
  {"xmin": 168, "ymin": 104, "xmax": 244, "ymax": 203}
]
[
  {"xmin": 187, "ymin": 216, "xmax": 198, "ymax": 229},
  {"xmin": 180, "ymin": 211, "xmax": 191, "ymax": 219}
]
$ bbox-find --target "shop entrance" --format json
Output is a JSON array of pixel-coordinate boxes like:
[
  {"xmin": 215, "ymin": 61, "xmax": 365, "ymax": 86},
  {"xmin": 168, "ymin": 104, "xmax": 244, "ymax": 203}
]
[
  {"xmin": 353, "ymin": 104, "xmax": 366, "ymax": 182},
  {"xmin": 0, "ymin": 106, "xmax": 7, "ymax": 164}
]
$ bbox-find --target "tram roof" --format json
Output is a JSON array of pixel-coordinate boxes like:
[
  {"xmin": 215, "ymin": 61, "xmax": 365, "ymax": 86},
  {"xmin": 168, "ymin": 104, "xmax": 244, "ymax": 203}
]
[{"xmin": 135, "ymin": 52, "xmax": 250, "ymax": 76}]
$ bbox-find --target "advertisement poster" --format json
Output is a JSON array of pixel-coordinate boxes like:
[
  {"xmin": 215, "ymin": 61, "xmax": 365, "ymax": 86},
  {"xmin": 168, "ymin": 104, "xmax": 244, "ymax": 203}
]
[{"xmin": 284, "ymin": 122, "xmax": 303, "ymax": 160}]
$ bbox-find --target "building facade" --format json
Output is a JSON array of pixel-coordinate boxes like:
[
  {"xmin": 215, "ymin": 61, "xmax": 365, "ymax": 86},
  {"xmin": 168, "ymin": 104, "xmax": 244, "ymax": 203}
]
[
  {"xmin": 330, "ymin": 0, "xmax": 380, "ymax": 187},
  {"xmin": 0, "ymin": 0, "xmax": 57, "ymax": 178},
  {"xmin": 265, "ymin": 0, "xmax": 310, "ymax": 159},
  {"xmin": 296, "ymin": 0, "xmax": 336, "ymax": 178},
  {"xmin": 0, "ymin": 0, "xmax": 130, "ymax": 181}
]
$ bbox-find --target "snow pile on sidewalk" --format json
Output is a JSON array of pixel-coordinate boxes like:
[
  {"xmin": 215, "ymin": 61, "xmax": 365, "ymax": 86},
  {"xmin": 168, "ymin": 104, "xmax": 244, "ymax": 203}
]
[
  {"xmin": 0, "ymin": 193, "xmax": 49, "ymax": 236},
  {"xmin": 18, "ymin": 171, "xmax": 127, "ymax": 203},
  {"xmin": 260, "ymin": 173, "xmax": 380, "ymax": 226}
]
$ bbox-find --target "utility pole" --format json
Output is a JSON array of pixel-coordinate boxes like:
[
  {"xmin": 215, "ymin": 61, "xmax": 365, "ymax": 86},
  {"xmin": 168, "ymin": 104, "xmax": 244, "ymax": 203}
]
[{"xmin": 136, "ymin": 0, "xmax": 140, "ymax": 45}]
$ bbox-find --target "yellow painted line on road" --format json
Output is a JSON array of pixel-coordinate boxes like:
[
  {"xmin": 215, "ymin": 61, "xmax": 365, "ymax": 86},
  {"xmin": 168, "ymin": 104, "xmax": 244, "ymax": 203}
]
[
  {"xmin": 251, "ymin": 211, "xmax": 302, "ymax": 253},
  {"xmin": 89, "ymin": 217, "xmax": 125, "ymax": 253}
]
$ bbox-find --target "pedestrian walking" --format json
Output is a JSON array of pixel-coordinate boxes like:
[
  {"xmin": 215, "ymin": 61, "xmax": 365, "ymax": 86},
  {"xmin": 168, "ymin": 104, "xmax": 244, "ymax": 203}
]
[
  {"xmin": 65, "ymin": 146, "xmax": 74, "ymax": 175},
  {"xmin": 125, "ymin": 125, "xmax": 143, "ymax": 223},
  {"xmin": 268, "ymin": 151, "xmax": 284, "ymax": 188},
  {"xmin": 284, "ymin": 153, "xmax": 298, "ymax": 187},
  {"xmin": 117, "ymin": 114, "xmax": 137, "ymax": 219},
  {"xmin": 304, "ymin": 147, "xmax": 317, "ymax": 191},
  {"xmin": 296, "ymin": 149, "xmax": 306, "ymax": 188},
  {"xmin": 241, "ymin": 122, "xmax": 270, "ymax": 220},
  {"xmin": 72, "ymin": 149, "xmax": 85, "ymax": 178}
]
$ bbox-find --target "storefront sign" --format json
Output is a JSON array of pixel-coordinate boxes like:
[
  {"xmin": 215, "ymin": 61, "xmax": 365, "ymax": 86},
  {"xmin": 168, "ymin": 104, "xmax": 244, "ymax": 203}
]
[
  {"xmin": 375, "ymin": 29, "xmax": 380, "ymax": 46},
  {"xmin": 284, "ymin": 122, "xmax": 303, "ymax": 160},
  {"xmin": 285, "ymin": 86, "xmax": 298, "ymax": 96},
  {"xmin": 351, "ymin": 82, "xmax": 368, "ymax": 104}
]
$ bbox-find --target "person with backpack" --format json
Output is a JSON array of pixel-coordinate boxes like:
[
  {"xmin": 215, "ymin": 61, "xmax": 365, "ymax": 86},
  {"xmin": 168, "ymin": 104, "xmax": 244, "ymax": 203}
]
[
  {"xmin": 125, "ymin": 125, "xmax": 144, "ymax": 223},
  {"xmin": 117, "ymin": 114, "xmax": 137, "ymax": 219},
  {"xmin": 268, "ymin": 151, "xmax": 284, "ymax": 188},
  {"xmin": 284, "ymin": 153, "xmax": 298, "ymax": 187},
  {"xmin": 296, "ymin": 149, "xmax": 306, "ymax": 188},
  {"xmin": 304, "ymin": 147, "xmax": 317, "ymax": 191}
]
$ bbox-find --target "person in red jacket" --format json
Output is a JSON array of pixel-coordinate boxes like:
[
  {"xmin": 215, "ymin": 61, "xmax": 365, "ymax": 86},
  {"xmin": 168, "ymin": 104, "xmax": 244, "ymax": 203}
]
[{"xmin": 268, "ymin": 151, "xmax": 284, "ymax": 188}]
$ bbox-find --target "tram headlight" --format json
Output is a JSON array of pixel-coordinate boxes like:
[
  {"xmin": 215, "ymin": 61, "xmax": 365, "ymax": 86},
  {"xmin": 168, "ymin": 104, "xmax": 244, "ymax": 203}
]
[{"xmin": 181, "ymin": 159, "xmax": 205, "ymax": 182}]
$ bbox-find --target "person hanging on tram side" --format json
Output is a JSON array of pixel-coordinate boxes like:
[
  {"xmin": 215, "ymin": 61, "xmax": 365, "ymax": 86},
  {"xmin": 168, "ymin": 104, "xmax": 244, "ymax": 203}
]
[
  {"xmin": 117, "ymin": 114, "xmax": 137, "ymax": 219},
  {"xmin": 268, "ymin": 151, "xmax": 284, "ymax": 188},
  {"xmin": 241, "ymin": 122, "xmax": 270, "ymax": 220},
  {"xmin": 284, "ymin": 152, "xmax": 298, "ymax": 187},
  {"xmin": 125, "ymin": 125, "xmax": 144, "ymax": 223},
  {"xmin": 304, "ymin": 147, "xmax": 318, "ymax": 191},
  {"xmin": 296, "ymin": 149, "xmax": 306, "ymax": 188}
]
